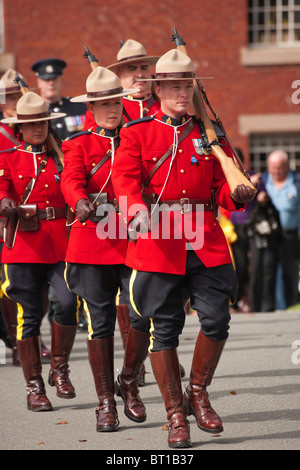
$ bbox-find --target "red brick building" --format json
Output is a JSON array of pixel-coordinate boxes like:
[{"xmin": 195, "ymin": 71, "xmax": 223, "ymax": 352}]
[{"xmin": 0, "ymin": 0, "xmax": 299, "ymax": 170}]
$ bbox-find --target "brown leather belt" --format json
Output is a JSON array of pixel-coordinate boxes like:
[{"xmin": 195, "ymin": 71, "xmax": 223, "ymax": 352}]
[
  {"xmin": 38, "ymin": 207, "xmax": 66, "ymax": 220},
  {"xmin": 159, "ymin": 198, "xmax": 213, "ymax": 213}
]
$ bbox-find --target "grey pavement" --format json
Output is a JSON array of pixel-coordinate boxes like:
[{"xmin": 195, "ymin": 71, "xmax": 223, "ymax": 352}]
[{"xmin": 1, "ymin": 309, "xmax": 300, "ymax": 454}]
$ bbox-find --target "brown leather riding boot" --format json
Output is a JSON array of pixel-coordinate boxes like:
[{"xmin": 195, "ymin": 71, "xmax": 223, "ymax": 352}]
[
  {"xmin": 1, "ymin": 296, "xmax": 20, "ymax": 366},
  {"xmin": 117, "ymin": 303, "xmax": 146, "ymax": 386},
  {"xmin": 48, "ymin": 321, "xmax": 77, "ymax": 398},
  {"xmin": 17, "ymin": 336, "xmax": 53, "ymax": 412},
  {"xmin": 116, "ymin": 304, "xmax": 131, "ymax": 349},
  {"xmin": 87, "ymin": 336, "xmax": 119, "ymax": 432},
  {"xmin": 115, "ymin": 327, "xmax": 149, "ymax": 422},
  {"xmin": 183, "ymin": 330, "xmax": 226, "ymax": 433},
  {"xmin": 150, "ymin": 349, "xmax": 191, "ymax": 448}
]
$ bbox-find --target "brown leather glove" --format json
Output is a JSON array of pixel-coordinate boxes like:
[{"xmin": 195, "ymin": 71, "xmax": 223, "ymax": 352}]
[
  {"xmin": 75, "ymin": 198, "xmax": 95, "ymax": 223},
  {"xmin": 128, "ymin": 209, "xmax": 151, "ymax": 240},
  {"xmin": 0, "ymin": 197, "xmax": 17, "ymax": 217},
  {"xmin": 231, "ymin": 184, "xmax": 256, "ymax": 204}
]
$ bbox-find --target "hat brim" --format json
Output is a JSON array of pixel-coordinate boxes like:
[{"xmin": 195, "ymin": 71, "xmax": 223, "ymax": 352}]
[
  {"xmin": 70, "ymin": 88, "xmax": 140, "ymax": 103},
  {"xmin": 138, "ymin": 76, "xmax": 213, "ymax": 82},
  {"xmin": 107, "ymin": 56, "xmax": 159, "ymax": 72},
  {"xmin": 0, "ymin": 87, "xmax": 38, "ymax": 96},
  {"xmin": 1, "ymin": 112, "xmax": 66, "ymax": 124},
  {"xmin": 36, "ymin": 73, "xmax": 63, "ymax": 80}
]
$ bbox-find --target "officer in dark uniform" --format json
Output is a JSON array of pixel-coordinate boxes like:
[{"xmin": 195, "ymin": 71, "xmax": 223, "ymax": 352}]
[{"xmin": 31, "ymin": 58, "xmax": 87, "ymax": 141}]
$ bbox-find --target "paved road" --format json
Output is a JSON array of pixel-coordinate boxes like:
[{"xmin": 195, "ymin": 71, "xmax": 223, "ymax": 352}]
[{"xmin": 1, "ymin": 309, "xmax": 300, "ymax": 456}]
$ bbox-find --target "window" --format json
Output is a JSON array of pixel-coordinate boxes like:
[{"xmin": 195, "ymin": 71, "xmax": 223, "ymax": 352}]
[
  {"xmin": 248, "ymin": 0, "xmax": 300, "ymax": 46},
  {"xmin": 250, "ymin": 133, "xmax": 300, "ymax": 172}
]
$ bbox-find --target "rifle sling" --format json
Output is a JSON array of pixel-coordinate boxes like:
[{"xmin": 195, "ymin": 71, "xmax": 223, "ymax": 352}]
[
  {"xmin": 85, "ymin": 150, "xmax": 112, "ymax": 187},
  {"xmin": 142, "ymin": 117, "xmax": 195, "ymax": 192},
  {"xmin": 0, "ymin": 126, "xmax": 20, "ymax": 146}
]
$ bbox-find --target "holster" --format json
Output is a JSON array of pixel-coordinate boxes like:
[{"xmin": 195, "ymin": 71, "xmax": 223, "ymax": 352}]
[
  {"xmin": 18, "ymin": 204, "xmax": 39, "ymax": 231},
  {"xmin": 88, "ymin": 193, "xmax": 119, "ymax": 222},
  {"xmin": 3, "ymin": 211, "xmax": 19, "ymax": 249}
]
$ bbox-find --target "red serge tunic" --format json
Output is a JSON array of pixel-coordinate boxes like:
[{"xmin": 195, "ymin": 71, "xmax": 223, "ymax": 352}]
[
  {"xmin": 61, "ymin": 124, "xmax": 127, "ymax": 265},
  {"xmin": 0, "ymin": 124, "xmax": 21, "ymax": 246},
  {"xmin": 112, "ymin": 110, "xmax": 245, "ymax": 275},
  {"xmin": 0, "ymin": 142, "xmax": 68, "ymax": 264},
  {"xmin": 121, "ymin": 94, "xmax": 160, "ymax": 122},
  {"xmin": 0, "ymin": 123, "xmax": 20, "ymax": 150}
]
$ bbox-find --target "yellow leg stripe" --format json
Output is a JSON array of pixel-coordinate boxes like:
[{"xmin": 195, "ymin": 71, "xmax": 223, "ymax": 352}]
[
  {"xmin": 16, "ymin": 303, "xmax": 25, "ymax": 341},
  {"xmin": 82, "ymin": 298, "xmax": 94, "ymax": 340},
  {"xmin": 1, "ymin": 264, "xmax": 13, "ymax": 301},
  {"xmin": 148, "ymin": 317, "xmax": 155, "ymax": 353},
  {"xmin": 2, "ymin": 264, "xmax": 24, "ymax": 340},
  {"xmin": 64, "ymin": 262, "xmax": 72, "ymax": 292},
  {"xmin": 129, "ymin": 269, "xmax": 142, "ymax": 317}
]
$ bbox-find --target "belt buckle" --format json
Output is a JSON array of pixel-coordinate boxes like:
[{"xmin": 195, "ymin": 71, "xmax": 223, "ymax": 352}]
[
  {"xmin": 180, "ymin": 197, "xmax": 190, "ymax": 214},
  {"xmin": 45, "ymin": 206, "xmax": 55, "ymax": 220}
]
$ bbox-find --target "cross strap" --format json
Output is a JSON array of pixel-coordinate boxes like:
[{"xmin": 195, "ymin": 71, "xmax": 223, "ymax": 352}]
[
  {"xmin": 142, "ymin": 117, "xmax": 196, "ymax": 192},
  {"xmin": 19, "ymin": 155, "xmax": 49, "ymax": 204},
  {"xmin": 85, "ymin": 149, "xmax": 112, "ymax": 187}
]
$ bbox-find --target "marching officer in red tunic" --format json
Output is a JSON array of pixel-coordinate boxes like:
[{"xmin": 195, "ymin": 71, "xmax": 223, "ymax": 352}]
[
  {"xmin": 112, "ymin": 49, "xmax": 256, "ymax": 447},
  {"xmin": 0, "ymin": 69, "xmax": 52, "ymax": 365},
  {"xmin": 107, "ymin": 39, "xmax": 161, "ymax": 371},
  {"xmin": 107, "ymin": 39, "xmax": 160, "ymax": 123},
  {"xmin": 61, "ymin": 66, "xmax": 148, "ymax": 432},
  {"xmin": 0, "ymin": 91, "xmax": 79, "ymax": 411}
]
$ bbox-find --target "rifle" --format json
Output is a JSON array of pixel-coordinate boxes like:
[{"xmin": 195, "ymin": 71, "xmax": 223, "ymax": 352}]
[
  {"xmin": 170, "ymin": 29, "xmax": 256, "ymax": 194},
  {"xmin": 83, "ymin": 47, "xmax": 99, "ymax": 70},
  {"xmin": 14, "ymin": 73, "xmax": 64, "ymax": 169}
]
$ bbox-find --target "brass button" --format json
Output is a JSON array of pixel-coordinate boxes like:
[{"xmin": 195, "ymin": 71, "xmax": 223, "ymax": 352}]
[
  {"xmin": 46, "ymin": 200, "xmax": 49, "ymax": 204},
  {"xmin": 45, "ymin": 184, "xmax": 49, "ymax": 188},
  {"xmin": 153, "ymin": 157, "xmax": 157, "ymax": 162},
  {"xmin": 18, "ymin": 175, "xmax": 23, "ymax": 179},
  {"xmin": 178, "ymin": 149, "xmax": 183, "ymax": 154},
  {"xmin": 180, "ymin": 169, "xmax": 185, "ymax": 174},
  {"xmin": 182, "ymin": 189, "xmax": 186, "ymax": 195},
  {"xmin": 42, "ymin": 169, "xmax": 46, "ymax": 172}
]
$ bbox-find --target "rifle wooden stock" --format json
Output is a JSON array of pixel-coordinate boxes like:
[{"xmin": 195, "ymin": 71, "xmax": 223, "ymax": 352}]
[
  {"xmin": 14, "ymin": 73, "xmax": 64, "ymax": 168},
  {"xmin": 172, "ymin": 33, "xmax": 256, "ymax": 194}
]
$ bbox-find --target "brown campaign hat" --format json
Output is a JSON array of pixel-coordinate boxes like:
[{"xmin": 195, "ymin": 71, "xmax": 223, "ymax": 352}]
[
  {"xmin": 1, "ymin": 91, "xmax": 66, "ymax": 124},
  {"xmin": 70, "ymin": 66, "xmax": 139, "ymax": 103},
  {"xmin": 139, "ymin": 49, "xmax": 212, "ymax": 81},
  {"xmin": 107, "ymin": 39, "xmax": 159, "ymax": 72}
]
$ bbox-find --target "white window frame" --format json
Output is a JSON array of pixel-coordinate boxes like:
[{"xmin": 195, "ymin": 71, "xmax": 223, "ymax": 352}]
[
  {"xmin": 250, "ymin": 132, "xmax": 300, "ymax": 172},
  {"xmin": 248, "ymin": 0, "xmax": 300, "ymax": 47}
]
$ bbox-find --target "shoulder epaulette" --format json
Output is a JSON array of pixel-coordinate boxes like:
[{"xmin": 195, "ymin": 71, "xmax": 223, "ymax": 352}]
[
  {"xmin": 64, "ymin": 129, "xmax": 92, "ymax": 141},
  {"xmin": 125, "ymin": 116, "xmax": 154, "ymax": 128}
]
